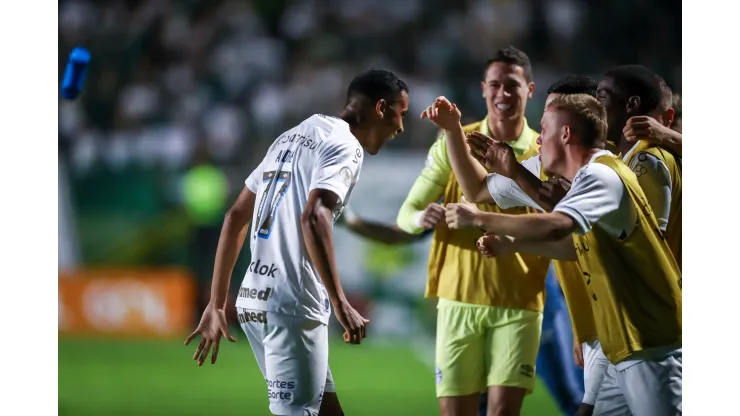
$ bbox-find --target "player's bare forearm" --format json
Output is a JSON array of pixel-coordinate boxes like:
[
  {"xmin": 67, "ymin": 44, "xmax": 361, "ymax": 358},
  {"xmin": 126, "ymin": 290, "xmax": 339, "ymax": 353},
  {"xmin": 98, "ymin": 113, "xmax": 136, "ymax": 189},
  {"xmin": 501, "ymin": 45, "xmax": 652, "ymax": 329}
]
[
  {"xmin": 511, "ymin": 163, "xmax": 555, "ymax": 211},
  {"xmin": 209, "ymin": 187, "xmax": 256, "ymax": 309},
  {"xmin": 444, "ymin": 125, "xmax": 492, "ymax": 203},
  {"xmin": 345, "ymin": 219, "xmax": 424, "ymax": 245},
  {"xmin": 662, "ymin": 130, "xmax": 682, "ymax": 156},
  {"xmin": 301, "ymin": 189, "xmax": 346, "ymax": 306},
  {"xmin": 473, "ymin": 211, "xmax": 576, "ymax": 242}
]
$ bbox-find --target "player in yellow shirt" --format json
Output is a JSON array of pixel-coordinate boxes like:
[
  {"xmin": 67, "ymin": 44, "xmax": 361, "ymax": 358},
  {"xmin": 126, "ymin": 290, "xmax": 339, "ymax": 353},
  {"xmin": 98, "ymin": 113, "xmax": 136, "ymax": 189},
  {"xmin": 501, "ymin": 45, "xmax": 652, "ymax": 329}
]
[
  {"xmin": 437, "ymin": 93, "xmax": 682, "ymax": 415},
  {"xmin": 433, "ymin": 75, "xmax": 606, "ymax": 416},
  {"xmin": 397, "ymin": 46, "xmax": 550, "ymax": 416}
]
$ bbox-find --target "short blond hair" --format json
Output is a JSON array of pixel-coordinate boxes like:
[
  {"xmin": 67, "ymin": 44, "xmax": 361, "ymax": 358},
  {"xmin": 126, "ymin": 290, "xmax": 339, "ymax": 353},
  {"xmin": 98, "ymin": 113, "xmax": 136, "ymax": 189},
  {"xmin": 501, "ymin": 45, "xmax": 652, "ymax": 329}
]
[{"xmin": 547, "ymin": 94, "xmax": 608, "ymax": 148}]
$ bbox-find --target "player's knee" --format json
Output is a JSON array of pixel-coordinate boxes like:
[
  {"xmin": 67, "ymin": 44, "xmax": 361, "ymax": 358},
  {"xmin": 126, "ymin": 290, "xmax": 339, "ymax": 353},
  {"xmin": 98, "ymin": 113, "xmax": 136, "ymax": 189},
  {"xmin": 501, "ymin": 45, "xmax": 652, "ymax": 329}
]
[{"xmin": 486, "ymin": 396, "xmax": 524, "ymax": 416}]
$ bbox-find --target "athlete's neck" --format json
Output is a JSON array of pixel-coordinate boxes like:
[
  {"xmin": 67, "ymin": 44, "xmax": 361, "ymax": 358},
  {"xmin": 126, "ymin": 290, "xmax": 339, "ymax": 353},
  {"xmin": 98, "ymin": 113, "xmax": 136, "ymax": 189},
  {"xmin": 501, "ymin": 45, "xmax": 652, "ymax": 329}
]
[
  {"xmin": 562, "ymin": 147, "xmax": 602, "ymax": 181},
  {"xmin": 487, "ymin": 116, "xmax": 525, "ymax": 143},
  {"xmin": 617, "ymin": 134, "xmax": 634, "ymax": 157}
]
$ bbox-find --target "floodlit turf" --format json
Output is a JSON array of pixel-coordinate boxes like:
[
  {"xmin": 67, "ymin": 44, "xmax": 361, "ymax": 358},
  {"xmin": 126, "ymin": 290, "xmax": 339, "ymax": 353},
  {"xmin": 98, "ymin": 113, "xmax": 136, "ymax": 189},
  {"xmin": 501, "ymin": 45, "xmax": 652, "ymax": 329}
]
[{"xmin": 59, "ymin": 336, "xmax": 560, "ymax": 416}]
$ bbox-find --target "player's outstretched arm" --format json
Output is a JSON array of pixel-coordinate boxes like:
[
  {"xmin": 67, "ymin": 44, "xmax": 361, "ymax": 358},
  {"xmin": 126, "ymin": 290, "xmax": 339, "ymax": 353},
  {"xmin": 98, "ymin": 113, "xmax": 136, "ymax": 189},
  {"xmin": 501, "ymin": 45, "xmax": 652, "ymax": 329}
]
[
  {"xmin": 477, "ymin": 232, "xmax": 576, "ymax": 261},
  {"xmin": 301, "ymin": 189, "xmax": 368, "ymax": 345},
  {"xmin": 185, "ymin": 186, "xmax": 256, "ymax": 366},
  {"xmin": 421, "ymin": 96, "xmax": 493, "ymax": 204},
  {"xmin": 446, "ymin": 202, "xmax": 577, "ymax": 242},
  {"xmin": 339, "ymin": 207, "xmax": 428, "ymax": 245}
]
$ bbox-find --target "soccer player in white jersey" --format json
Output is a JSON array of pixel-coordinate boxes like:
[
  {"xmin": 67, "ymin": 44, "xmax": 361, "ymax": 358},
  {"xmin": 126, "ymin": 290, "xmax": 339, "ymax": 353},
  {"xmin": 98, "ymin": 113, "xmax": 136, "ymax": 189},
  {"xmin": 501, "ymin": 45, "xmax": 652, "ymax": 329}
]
[{"xmin": 184, "ymin": 69, "xmax": 409, "ymax": 416}]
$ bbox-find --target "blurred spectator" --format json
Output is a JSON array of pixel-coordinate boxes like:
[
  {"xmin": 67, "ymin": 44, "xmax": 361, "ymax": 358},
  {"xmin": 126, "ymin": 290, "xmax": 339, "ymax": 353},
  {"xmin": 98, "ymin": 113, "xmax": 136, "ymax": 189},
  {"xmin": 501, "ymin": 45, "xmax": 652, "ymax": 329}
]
[{"xmin": 59, "ymin": 0, "xmax": 681, "ymax": 174}]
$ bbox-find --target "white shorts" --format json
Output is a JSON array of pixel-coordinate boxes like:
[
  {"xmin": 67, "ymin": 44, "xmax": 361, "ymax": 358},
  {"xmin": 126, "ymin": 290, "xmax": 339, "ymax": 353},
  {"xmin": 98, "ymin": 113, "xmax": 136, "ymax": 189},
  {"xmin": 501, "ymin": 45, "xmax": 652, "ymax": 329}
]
[
  {"xmin": 582, "ymin": 340, "xmax": 609, "ymax": 405},
  {"xmin": 238, "ymin": 308, "xmax": 336, "ymax": 416},
  {"xmin": 593, "ymin": 349, "xmax": 682, "ymax": 416}
]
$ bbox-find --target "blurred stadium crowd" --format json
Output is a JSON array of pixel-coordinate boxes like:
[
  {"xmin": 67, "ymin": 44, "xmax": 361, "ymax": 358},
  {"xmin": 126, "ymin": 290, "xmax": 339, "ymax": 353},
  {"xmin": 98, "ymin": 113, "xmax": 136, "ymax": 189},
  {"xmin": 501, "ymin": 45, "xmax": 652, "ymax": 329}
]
[{"xmin": 58, "ymin": 0, "xmax": 681, "ymax": 174}]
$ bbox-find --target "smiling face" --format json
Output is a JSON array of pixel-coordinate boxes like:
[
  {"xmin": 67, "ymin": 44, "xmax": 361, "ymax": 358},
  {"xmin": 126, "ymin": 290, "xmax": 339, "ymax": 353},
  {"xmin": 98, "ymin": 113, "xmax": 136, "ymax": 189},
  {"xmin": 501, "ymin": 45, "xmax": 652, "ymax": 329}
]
[
  {"xmin": 481, "ymin": 62, "xmax": 534, "ymax": 123},
  {"xmin": 364, "ymin": 90, "xmax": 409, "ymax": 155}
]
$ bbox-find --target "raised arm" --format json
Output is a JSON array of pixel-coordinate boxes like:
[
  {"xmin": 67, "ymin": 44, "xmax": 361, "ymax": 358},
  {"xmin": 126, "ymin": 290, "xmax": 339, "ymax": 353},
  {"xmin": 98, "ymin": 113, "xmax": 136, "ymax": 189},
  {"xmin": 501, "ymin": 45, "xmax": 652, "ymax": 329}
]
[
  {"xmin": 623, "ymin": 116, "xmax": 682, "ymax": 157},
  {"xmin": 420, "ymin": 96, "xmax": 493, "ymax": 203}
]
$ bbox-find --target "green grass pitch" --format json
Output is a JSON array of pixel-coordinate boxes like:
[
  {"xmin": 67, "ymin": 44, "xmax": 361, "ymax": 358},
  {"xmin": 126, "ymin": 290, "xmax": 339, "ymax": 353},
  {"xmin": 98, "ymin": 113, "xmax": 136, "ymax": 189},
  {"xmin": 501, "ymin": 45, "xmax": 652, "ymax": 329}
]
[{"xmin": 59, "ymin": 336, "xmax": 560, "ymax": 415}]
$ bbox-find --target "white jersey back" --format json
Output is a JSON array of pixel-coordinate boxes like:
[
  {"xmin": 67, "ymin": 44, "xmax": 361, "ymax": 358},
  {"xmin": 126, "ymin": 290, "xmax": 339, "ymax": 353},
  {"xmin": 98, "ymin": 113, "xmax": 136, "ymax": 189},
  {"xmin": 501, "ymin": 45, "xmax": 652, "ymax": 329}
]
[{"xmin": 237, "ymin": 114, "xmax": 363, "ymax": 325}]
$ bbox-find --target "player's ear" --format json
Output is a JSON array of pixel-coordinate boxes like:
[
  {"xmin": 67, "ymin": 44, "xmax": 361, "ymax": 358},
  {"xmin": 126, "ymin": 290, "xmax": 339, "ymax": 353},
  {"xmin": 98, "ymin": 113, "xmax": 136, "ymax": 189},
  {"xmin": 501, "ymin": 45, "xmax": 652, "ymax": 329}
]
[
  {"xmin": 562, "ymin": 125, "xmax": 572, "ymax": 144},
  {"xmin": 663, "ymin": 108, "xmax": 675, "ymax": 127},
  {"xmin": 626, "ymin": 95, "xmax": 640, "ymax": 114},
  {"xmin": 375, "ymin": 99, "xmax": 386, "ymax": 118},
  {"xmin": 527, "ymin": 82, "xmax": 535, "ymax": 99},
  {"xmin": 481, "ymin": 81, "xmax": 486, "ymax": 98}
]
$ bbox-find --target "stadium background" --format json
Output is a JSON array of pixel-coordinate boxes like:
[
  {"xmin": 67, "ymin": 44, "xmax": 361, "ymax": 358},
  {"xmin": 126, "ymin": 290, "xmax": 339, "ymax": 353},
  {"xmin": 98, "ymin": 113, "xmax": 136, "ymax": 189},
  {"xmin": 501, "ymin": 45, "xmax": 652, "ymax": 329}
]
[{"xmin": 57, "ymin": 0, "xmax": 681, "ymax": 414}]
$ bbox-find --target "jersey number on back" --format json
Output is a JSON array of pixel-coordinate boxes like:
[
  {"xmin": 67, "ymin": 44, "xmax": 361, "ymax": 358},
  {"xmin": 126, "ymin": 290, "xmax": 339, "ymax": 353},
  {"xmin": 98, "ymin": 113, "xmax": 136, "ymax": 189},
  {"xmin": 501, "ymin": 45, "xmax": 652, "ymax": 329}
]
[{"xmin": 256, "ymin": 170, "xmax": 293, "ymax": 239}]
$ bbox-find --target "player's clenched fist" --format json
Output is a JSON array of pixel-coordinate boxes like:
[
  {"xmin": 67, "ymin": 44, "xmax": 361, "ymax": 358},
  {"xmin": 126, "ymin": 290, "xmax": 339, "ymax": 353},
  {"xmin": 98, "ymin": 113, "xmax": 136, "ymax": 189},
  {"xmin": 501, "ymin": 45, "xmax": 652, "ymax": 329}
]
[
  {"xmin": 445, "ymin": 202, "xmax": 480, "ymax": 229},
  {"xmin": 420, "ymin": 96, "xmax": 462, "ymax": 131},
  {"xmin": 417, "ymin": 203, "xmax": 446, "ymax": 229},
  {"xmin": 476, "ymin": 232, "xmax": 517, "ymax": 258},
  {"xmin": 335, "ymin": 300, "xmax": 369, "ymax": 345}
]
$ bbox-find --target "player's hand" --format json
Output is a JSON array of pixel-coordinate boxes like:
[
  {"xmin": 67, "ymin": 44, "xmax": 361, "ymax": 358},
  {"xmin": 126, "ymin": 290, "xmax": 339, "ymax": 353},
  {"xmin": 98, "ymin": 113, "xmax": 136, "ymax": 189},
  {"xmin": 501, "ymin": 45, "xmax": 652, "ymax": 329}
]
[
  {"xmin": 573, "ymin": 339, "xmax": 584, "ymax": 368},
  {"xmin": 418, "ymin": 203, "xmax": 446, "ymax": 229},
  {"xmin": 538, "ymin": 176, "xmax": 571, "ymax": 209},
  {"xmin": 466, "ymin": 132, "xmax": 517, "ymax": 177},
  {"xmin": 623, "ymin": 115, "xmax": 677, "ymax": 145},
  {"xmin": 185, "ymin": 303, "xmax": 237, "ymax": 366},
  {"xmin": 420, "ymin": 96, "xmax": 462, "ymax": 131},
  {"xmin": 476, "ymin": 232, "xmax": 517, "ymax": 258},
  {"xmin": 335, "ymin": 301, "xmax": 369, "ymax": 345},
  {"xmin": 445, "ymin": 201, "xmax": 480, "ymax": 229}
]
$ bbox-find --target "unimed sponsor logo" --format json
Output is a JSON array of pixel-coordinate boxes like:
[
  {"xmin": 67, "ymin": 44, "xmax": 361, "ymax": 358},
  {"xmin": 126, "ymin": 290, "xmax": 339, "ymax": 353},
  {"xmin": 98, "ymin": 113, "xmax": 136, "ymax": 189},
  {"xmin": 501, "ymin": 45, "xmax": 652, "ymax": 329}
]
[
  {"xmin": 266, "ymin": 378, "xmax": 295, "ymax": 401},
  {"xmin": 237, "ymin": 310, "xmax": 267, "ymax": 324},
  {"xmin": 248, "ymin": 259, "xmax": 278, "ymax": 278},
  {"xmin": 238, "ymin": 287, "xmax": 272, "ymax": 301}
]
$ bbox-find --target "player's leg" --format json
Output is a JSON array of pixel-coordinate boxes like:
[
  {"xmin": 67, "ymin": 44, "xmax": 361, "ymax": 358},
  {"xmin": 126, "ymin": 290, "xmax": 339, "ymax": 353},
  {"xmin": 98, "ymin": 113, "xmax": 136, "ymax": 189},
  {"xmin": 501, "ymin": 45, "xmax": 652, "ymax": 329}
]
[
  {"xmin": 535, "ymin": 267, "xmax": 584, "ymax": 415},
  {"xmin": 576, "ymin": 340, "xmax": 609, "ymax": 416},
  {"xmin": 237, "ymin": 308, "xmax": 268, "ymax": 374},
  {"xmin": 263, "ymin": 314, "xmax": 330, "ymax": 416},
  {"xmin": 319, "ymin": 367, "xmax": 343, "ymax": 416},
  {"xmin": 436, "ymin": 300, "xmax": 487, "ymax": 416},
  {"xmin": 485, "ymin": 307, "xmax": 542, "ymax": 416},
  {"xmin": 592, "ymin": 364, "xmax": 631, "ymax": 416},
  {"xmin": 616, "ymin": 351, "xmax": 682, "ymax": 416}
]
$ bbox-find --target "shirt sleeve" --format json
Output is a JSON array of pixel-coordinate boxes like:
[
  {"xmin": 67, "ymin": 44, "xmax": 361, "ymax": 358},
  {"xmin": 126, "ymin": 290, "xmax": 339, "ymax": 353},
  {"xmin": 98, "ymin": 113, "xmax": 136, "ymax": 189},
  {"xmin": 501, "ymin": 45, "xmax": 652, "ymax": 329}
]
[
  {"xmin": 553, "ymin": 164, "xmax": 625, "ymax": 235},
  {"xmin": 396, "ymin": 135, "xmax": 450, "ymax": 234},
  {"xmin": 309, "ymin": 131, "xmax": 363, "ymax": 204},
  {"xmin": 245, "ymin": 159, "xmax": 267, "ymax": 193},
  {"xmin": 629, "ymin": 152, "xmax": 672, "ymax": 232},
  {"xmin": 486, "ymin": 155, "xmax": 544, "ymax": 211}
]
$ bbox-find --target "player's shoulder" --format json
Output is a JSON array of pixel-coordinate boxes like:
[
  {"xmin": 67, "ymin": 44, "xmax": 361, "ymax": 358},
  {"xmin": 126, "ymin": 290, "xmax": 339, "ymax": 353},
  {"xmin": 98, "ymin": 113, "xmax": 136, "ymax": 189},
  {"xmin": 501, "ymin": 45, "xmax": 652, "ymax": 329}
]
[
  {"xmin": 577, "ymin": 160, "xmax": 623, "ymax": 192},
  {"xmin": 636, "ymin": 144, "xmax": 679, "ymax": 172},
  {"xmin": 303, "ymin": 114, "xmax": 359, "ymax": 148}
]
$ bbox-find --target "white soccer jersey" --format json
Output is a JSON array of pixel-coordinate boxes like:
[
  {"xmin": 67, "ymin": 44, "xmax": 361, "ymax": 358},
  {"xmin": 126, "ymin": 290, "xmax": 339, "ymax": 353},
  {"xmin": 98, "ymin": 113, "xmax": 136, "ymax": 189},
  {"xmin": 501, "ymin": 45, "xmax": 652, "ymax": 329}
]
[{"xmin": 236, "ymin": 114, "xmax": 364, "ymax": 325}]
